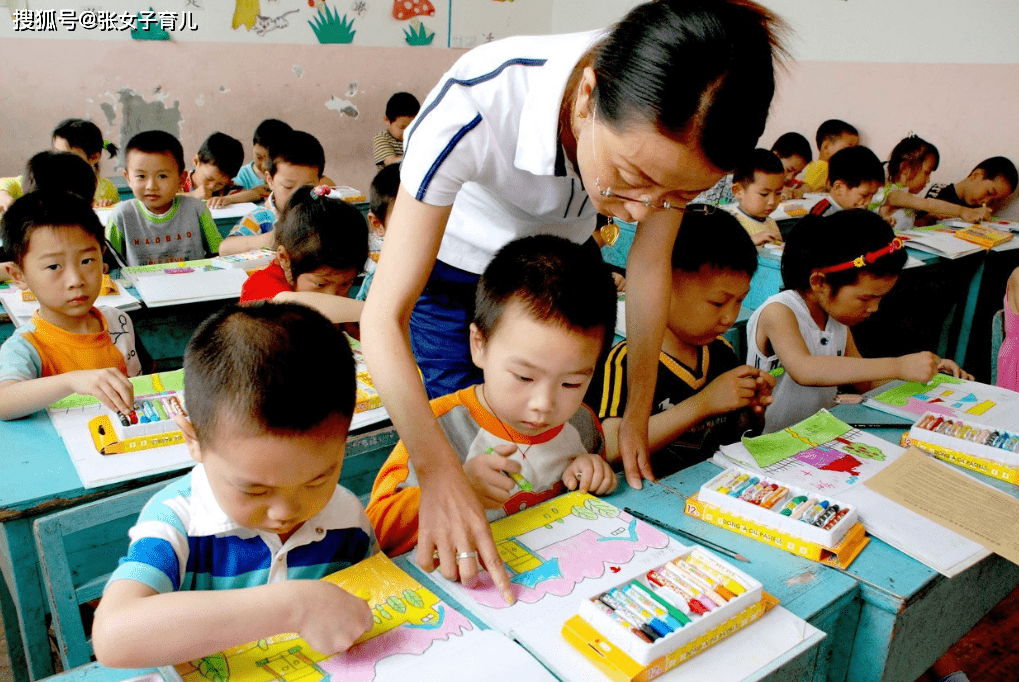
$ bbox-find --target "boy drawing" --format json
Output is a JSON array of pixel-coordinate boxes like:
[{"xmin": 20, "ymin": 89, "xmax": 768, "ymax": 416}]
[
  {"xmin": 219, "ymin": 130, "xmax": 325, "ymax": 256},
  {"xmin": 373, "ymin": 92, "xmax": 420, "ymax": 168},
  {"xmin": 809, "ymin": 146, "xmax": 884, "ymax": 217},
  {"xmin": 0, "ymin": 191, "xmax": 141, "ymax": 420},
  {"xmin": 586, "ymin": 209, "xmax": 774, "ymax": 478},
  {"xmin": 367, "ymin": 235, "xmax": 618, "ymax": 557},
  {"xmin": 182, "ymin": 132, "xmax": 245, "ymax": 207},
  {"xmin": 727, "ymin": 148, "xmax": 785, "ymax": 244},
  {"xmin": 925, "ymin": 156, "xmax": 1018, "ymax": 213},
  {"xmin": 106, "ymin": 130, "xmax": 222, "ymax": 266},
  {"xmin": 93, "ymin": 302, "xmax": 379, "ymax": 666},
  {"xmin": 802, "ymin": 119, "xmax": 859, "ymax": 192}
]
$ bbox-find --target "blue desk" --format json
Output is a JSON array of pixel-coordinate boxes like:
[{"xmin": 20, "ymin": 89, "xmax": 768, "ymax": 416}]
[{"xmin": 830, "ymin": 404, "xmax": 1019, "ymax": 682}]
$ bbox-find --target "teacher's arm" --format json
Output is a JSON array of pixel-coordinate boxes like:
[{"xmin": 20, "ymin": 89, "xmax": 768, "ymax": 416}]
[
  {"xmin": 360, "ymin": 186, "xmax": 515, "ymax": 604},
  {"xmin": 617, "ymin": 211, "xmax": 681, "ymax": 488}
]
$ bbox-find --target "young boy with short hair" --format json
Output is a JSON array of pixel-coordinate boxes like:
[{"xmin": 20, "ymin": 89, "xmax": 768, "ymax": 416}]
[
  {"xmin": 809, "ymin": 146, "xmax": 884, "ymax": 217},
  {"xmin": 367, "ymin": 235, "xmax": 618, "ymax": 556},
  {"xmin": 802, "ymin": 119, "xmax": 860, "ymax": 192},
  {"xmin": 182, "ymin": 132, "xmax": 245, "ymax": 206},
  {"xmin": 356, "ymin": 164, "xmax": 400, "ymax": 302},
  {"xmin": 585, "ymin": 209, "xmax": 774, "ymax": 479},
  {"xmin": 727, "ymin": 148, "xmax": 785, "ymax": 244},
  {"xmin": 771, "ymin": 132, "xmax": 812, "ymax": 200},
  {"xmin": 106, "ymin": 130, "xmax": 222, "ymax": 266},
  {"xmin": 0, "ymin": 191, "xmax": 141, "ymax": 420},
  {"xmin": 92, "ymin": 302, "xmax": 379, "ymax": 666},
  {"xmin": 373, "ymin": 92, "xmax": 420, "ymax": 168},
  {"xmin": 926, "ymin": 156, "xmax": 1018, "ymax": 212},
  {"xmin": 219, "ymin": 130, "xmax": 325, "ymax": 256}
]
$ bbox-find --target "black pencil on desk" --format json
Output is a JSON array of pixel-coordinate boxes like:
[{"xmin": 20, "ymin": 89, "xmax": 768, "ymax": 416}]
[{"xmin": 624, "ymin": 507, "xmax": 751, "ymax": 564}]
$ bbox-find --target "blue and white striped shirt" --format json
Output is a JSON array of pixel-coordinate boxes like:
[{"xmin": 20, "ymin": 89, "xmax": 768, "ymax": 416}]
[{"xmin": 108, "ymin": 464, "xmax": 378, "ymax": 594}]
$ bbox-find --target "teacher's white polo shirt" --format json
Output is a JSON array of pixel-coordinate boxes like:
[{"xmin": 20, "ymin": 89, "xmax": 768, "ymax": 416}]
[{"xmin": 402, "ymin": 30, "xmax": 605, "ymax": 275}]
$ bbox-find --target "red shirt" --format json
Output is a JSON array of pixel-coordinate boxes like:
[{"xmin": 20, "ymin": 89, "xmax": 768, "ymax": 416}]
[{"xmin": 240, "ymin": 259, "xmax": 292, "ymax": 302}]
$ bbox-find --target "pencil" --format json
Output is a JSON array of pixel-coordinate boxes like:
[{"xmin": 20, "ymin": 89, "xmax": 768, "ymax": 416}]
[{"xmin": 623, "ymin": 507, "xmax": 751, "ymax": 564}]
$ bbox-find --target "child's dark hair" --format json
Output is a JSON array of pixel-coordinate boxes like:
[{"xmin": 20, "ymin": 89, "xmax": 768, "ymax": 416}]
[
  {"xmin": 1, "ymin": 190, "xmax": 104, "ymax": 266},
  {"xmin": 971, "ymin": 156, "xmax": 1019, "ymax": 192},
  {"xmin": 369, "ymin": 164, "xmax": 400, "ymax": 223},
  {"xmin": 184, "ymin": 302, "xmax": 356, "ymax": 444},
  {"xmin": 887, "ymin": 135, "xmax": 939, "ymax": 183},
  {"xmin": 829, "ymin": 146, "xmax": 884, "ymax": 188},
  {"xmin": 781, "ymin": 210, "xmax": 907, "ymax": 295},
  {"xmin": 385, "ymin": 92, "xmax": 420, "ymax": 121},
  {"xmin": 589, "ymin": 0, "xmax": 787, "ymax": 172},
  {"xmin": 671, "ymin": 207, "xmax": 758, "ymax": 277},
  {"xmin": 475, "ymin": 235, "xmax": 617, "ymax": 359},
  {"xmin": 267, "ymin": 130, "xmax": 325, "ymax": 178},
  {"xmin": 126, "ymin": 130, "xmax": 185, "ymax": 175},
  {"xmin": 23, "ymin": 151, "xmax": 97, "ymax": 201},
  {"xmin": 732, "ymin": 148, "xmax": 784, "ymax": 188},
  {"xmin": 52, "ymin": 118, "xmax": 117, "ymax": 159},
  {"xmin": 252, "ymin": 118, "xmax": 293, "ymax": 148},
  {"xmin": 197, "ymin": 132, "xmax": 244, "ymax": 179},
  {"xmin": 771, "ymin": 132, "xmax": 812, "ymax": 163},
  {"xmin": 276, "ymin": 185, "xmax": 369, "ymax": 279},
  {"xmin": 815, "ymin": 119, "xmax": 858, "ymax": 150}
]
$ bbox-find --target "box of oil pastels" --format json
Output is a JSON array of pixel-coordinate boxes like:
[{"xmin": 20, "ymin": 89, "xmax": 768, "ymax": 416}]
[
  {"xmin": 562, "ymin": 546, "xmax": 777, "ymax": 682},
  {"xmin": 900, "ymin": 411, "xmax": 1019, "ymax": 484},
  {"xmin": 684, "ymin": 466, "xmax": 869, "ymax": 567}
]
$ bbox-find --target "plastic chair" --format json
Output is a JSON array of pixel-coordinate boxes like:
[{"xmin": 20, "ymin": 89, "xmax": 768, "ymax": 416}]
[
  {"xmin": 32, "ymin": 482, "xmax": 166, "ymax": 670},
  {"xmin": 991, "ymin": 309, "xmax": 1005, "ymax": 385}
]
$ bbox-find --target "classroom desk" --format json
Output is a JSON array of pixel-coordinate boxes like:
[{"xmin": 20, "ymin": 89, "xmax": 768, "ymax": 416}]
[
  {"xmin": 605, "ymin": 466, "xmax": 860, "ymax": 682},
  {"xmin": 0, "ymin": 411, "xmax": 398, "ymax": 682},
  {"xmin": 829, "ymin": 403, "xmax": 1019, "ymax": 682}
]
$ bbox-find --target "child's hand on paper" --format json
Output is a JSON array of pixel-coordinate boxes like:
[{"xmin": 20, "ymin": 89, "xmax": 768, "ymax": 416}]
[
  {"xmin": 896, "ymin": 351, "xmax": 941, "ymax": 384},
  {"xmin": 207, "ymin": 196, "xmax": 229, "ymax": 209},
  {"xmin": 936, "ymin": 359, "xmax": 974, "ymax": 381},
  {"xmin": 752, "ymin": 230, "xmax": 782, "ymax": 246},
  {"xmin": 563, "ymin": 453, "xmax": 617, "ymax": 495},
  {"xmin": 66, "ymin": 368, "xmax": 134, "ymax": 415},
  {"xmin": 286, "ymin": 581, "xmax": 374, "ymax": 654},
  {"xmin": 463, "ymin": 444, "xmax": 519, "ymax": 509},
  {"xmin": 94, "ymin": 198, "xmax": 115, "ymax": 208},
  {"xmin": 696, "ymin": 366, "xmax": 765, "ymax": 417},
  {"xmin": 960, "ymin": 205, "xmax": 993, "ymax": 224}
]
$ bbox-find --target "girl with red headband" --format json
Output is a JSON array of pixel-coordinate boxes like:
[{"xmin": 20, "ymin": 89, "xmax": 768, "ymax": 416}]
[{"xmin": 746, "ymin": 209, "xmax": 971, "ymax": 433}]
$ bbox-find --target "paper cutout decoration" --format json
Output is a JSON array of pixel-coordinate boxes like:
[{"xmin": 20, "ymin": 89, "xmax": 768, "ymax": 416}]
[
  {"xmin": 404, "ymin": 19, "xmax": 435, "ymax": 45},
  {"xmin": 392, "ymin": 0, "xmax": 434, "ymax": 20},
  {"xmin": 310, "ymin": 5, "xmax": 356, "ymax": 43},
  {"xmin": 232, "ymin": 0, "xmax": 259, "ymax": 30}
]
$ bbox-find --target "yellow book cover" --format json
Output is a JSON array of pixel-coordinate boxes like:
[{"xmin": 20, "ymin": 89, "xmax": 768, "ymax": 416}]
[{"xmin": 956, "ymin": 223, "xmax": 1012, "ymax": 249}]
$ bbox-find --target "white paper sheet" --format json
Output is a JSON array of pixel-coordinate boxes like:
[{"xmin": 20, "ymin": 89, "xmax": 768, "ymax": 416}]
[
  {"xmin": 863, "ymin": 377, "xmax": 1019, "ymax": 431},
  {"xmin": 133, "ymin": 268, "xmax": 248, "ymax": 307},
  {"xmin": 901, "ymin": 230, "xmax": 983, "ymax": 259}
]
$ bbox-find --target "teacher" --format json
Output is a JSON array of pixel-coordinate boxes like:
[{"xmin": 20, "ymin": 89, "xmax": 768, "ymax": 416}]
[{"xmin": 362, "ymin": 0, "xmax": 786, "ymax": 599}]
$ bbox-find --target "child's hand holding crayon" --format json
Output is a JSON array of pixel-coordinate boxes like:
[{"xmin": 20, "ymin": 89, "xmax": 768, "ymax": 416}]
[
  {"xmin": 284, "ymin": 580, "xmax": 374, "ymax": 654},
  {"xmin": 464, "ymin": 444, "xmax": 522, "ymax": 509}
]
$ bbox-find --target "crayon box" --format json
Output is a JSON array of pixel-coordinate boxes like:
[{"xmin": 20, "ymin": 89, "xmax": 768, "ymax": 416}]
[{"xmin": 900, "ymin": 411, "xmax": 1019, "ymax": 484}]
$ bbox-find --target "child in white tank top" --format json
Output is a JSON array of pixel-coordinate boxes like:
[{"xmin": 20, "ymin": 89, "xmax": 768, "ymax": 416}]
[{"xmin": 747, "ymin": 210, "xmax": 971, "ymax": 433}]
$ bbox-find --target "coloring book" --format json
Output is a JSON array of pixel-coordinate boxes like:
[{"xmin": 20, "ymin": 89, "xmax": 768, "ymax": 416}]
[
  {"xmin": 162, "ymin": 553, "xmax": 554, "ymax": 682},
  {"xmin": 714, "ymin": 410, "xmax": 987, "ymax": 577},
  {"xmin": 863, "ymin": 376, "xmax": 1019, "ymax": 431}
]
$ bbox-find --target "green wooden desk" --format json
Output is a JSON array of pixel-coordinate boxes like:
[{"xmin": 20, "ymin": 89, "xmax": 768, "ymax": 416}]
[
  {"xmin": 829, "ymin": 404, "xmax": 1019, "ymax": 682},
  {"xmin": 0, "ymin": 411, "xmax": 397, "ymax": 682}
]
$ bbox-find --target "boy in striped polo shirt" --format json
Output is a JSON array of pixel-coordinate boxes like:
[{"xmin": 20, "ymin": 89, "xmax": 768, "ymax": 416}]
[{"xmin": 93, "ymin": 302, "xmax": 378, "ymax": 666}]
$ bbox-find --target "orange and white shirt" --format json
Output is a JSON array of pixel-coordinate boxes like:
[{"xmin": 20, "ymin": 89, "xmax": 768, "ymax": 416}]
[
  {"xmin": 0, "ymin": 306, "xmax": 141, "ymax": 382},
  {"xmin": 367, "ymin": 385, "xmax": 605, "ymax": 556}
]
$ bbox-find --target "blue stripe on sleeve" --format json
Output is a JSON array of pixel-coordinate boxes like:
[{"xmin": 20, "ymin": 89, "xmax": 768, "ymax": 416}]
[
  {"xmin": 123, "ymin": 537, "xmax": 181, "ymax": 591},
  {"xmin": 415, "ymin": 114, "xmax": 483, "ymax": 201},
  {"xmin": 405, "ymin": 57, "xmax": 546, "ymax": 153},
  {"xmin": 187, "ymin": 535, "xmax": 272, "ymax": 578},
  {"xmin": 108, "ymin": 560, "xmax": 175, "ymax": 594}
]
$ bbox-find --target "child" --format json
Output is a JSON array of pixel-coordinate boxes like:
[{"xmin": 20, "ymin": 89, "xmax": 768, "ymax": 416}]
[
  {"xmin": 771, "ymin": 132, "xmax": 812, "ymax": 200},
  {"xmin": 586, "ymin": 210, "xmax": 774, "ymax": 478},
  {"xmin": 106, "ymin": 130, "xmax": 222, "ymax": 266},
  {"xmin": 356, "ymin": 164, "xmax": 400, "ymax": 302},
  {"xmin": 241, "ymin": 184, "xmax": 367, "ymax": 325},
  {"xmin": 92, "ymin": 302, "xmax": 378, "ymax": 666},
  {"xmin": 219, "ymin": 130, "xmax": 325, "ymax": 256},
  {"xmin": 0, "ymin": 191, "xmax": 140, "ymax": 420},
  {"xmin": 181, "ymin": 132, "xmax": 244, "ymax": 207},
  {"xmin": 747, "ymin": 210, "xmax": 970, "ymax": 433},
  {"xmin": 925, "ymin": 156, "xmax": 1018, "ymax": 213},
  {"xmin": 999, "ymin": 266, "xmax": 1019, "ymax": 391},
  {"xmin": 808, "ymin": 146, "xmax": 884, "ymax": 217},
  {"xmin": 233, "ymin": 118, "xmax": 292, "ymax": 194},
  {"xmin": 802, "ymin": 119, "xmax": 859, "ymax": 192},
  {"xmin": 367, "ymin": 235, "xmax": 618, "ymax": 556},
  {"xmin": 727, "ymin": 148, "xmax": 785, "ymax": 244},
  {"xmin": 373, "ymin": 92, "xmax": 420, "ymax": 168},
  {"xmin": 0, "ymin": 118, "xmax": 120, "ymax": 212},
  {"xmin": 870, "ymin": 136, "xmax": 991, "ymax": 232}
]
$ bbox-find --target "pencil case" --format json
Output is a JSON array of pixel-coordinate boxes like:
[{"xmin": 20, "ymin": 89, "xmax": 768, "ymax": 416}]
[
  {"xmin": 901, "ymin": 411, "xmax": 1019, "ymax": 484},
  {"xmin": 87, "ymin": 391, "xmax": 186, "ymax": 455},
  {"xmin": 563, "ymin": 547, "xmax": 774, "ymax": 681}
]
